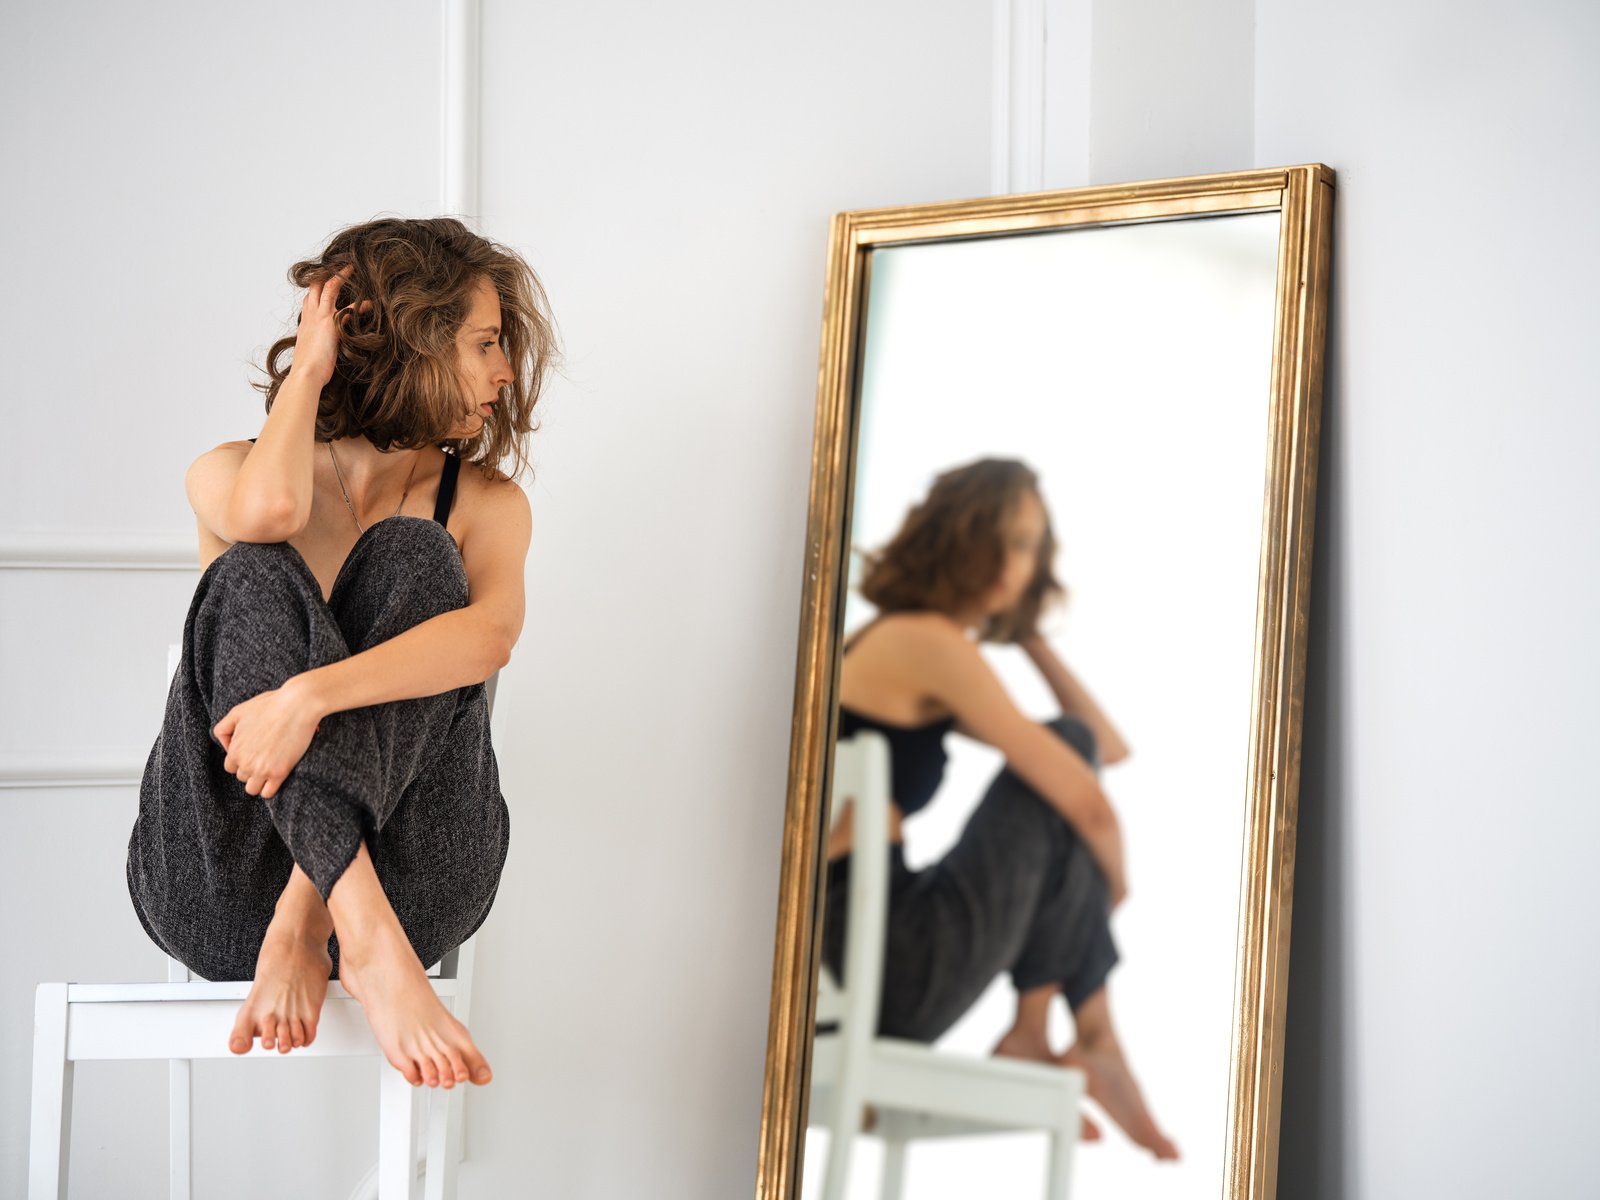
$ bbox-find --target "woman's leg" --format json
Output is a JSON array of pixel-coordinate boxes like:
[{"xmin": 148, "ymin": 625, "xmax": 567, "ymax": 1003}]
[
  {"xmin": 321, "ymin": 516, "xmax": 509, "ymax": 974},
  {"xmin": 316, "ymin": 516, "xmax": 503, "ymax": 1087},
  {"xmin": 857, "ymin": 716, "xmax": 1112, "ymax": 1044},
  {"xmin": 1057, "ymin": 986, "xmax": 1180, "ymax": 1159},
  {"xmin": 330, "ymin": 839, "xmax": 493, "ymax": 1087},
  {"xmin": 978, "ymin": 718, "xmax": 1176, "ymax": 1159},
  {"xmin": 227, "ymin": 862, "xmax": 335, "ymax": 1055},
  {"xmin": 998, "ymin": 719, "xmax": 1121, "ymax": 1047},
  {"xmin": 128, "ymin": 534, "xmax": 374, "ymax": 982},
  {"xmin": 130, "ymin": 516, "xmax": 504, "ymax": 1084}
]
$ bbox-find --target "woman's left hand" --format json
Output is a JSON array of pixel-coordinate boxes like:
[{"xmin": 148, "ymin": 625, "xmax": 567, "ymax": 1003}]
[{"xmin": 212, "ymin": 679, "xmax": 324, "ymax": 801}]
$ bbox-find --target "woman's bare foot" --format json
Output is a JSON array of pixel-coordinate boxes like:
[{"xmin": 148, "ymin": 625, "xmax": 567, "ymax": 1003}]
[
  {"xmin": 337, "ymin": 918, "xmax": 491, "ymax": 1088},
  {"xmin": 992, "ymin": 1029, "xmax": 1103, "ymax": 1141},
  {"xmin": 230, "ymin": 917, "xmax": 333, "ymax": 1055},
  {"xmin": 1058, "ymin": 1035, "xmax": 1179, "ymax": 1160},
  {"xmin": 327, "ymin": 841, "xmax": 491, "ymax": 1089}
]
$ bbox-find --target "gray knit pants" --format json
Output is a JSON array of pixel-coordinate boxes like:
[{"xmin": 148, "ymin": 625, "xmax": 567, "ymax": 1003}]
[
  {"xmin": 821, "ymin": 715, "xmax": 1118, "ymax": 1043},
  {"xmin": 125, "ymin": 516, "xmax": 510, "ymax": 982}
]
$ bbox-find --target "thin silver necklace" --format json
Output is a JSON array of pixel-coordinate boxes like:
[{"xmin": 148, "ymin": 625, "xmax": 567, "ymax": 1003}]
[{"xmin": 327, "ymin": 441, "xmax": 419, "ymax": 534}]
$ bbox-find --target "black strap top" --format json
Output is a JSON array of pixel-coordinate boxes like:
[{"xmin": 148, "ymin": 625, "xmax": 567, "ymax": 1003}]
[
  {"xmin": 837, "ymin": 621, "xmax": 956, "ymax": 819},
  {"xmin": 247, "ymin": 439, "xmax": 459, "ymax": 525}
]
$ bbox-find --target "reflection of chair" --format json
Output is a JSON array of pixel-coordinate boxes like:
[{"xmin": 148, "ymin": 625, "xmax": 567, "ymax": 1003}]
[
  {"xmin": 28, "ymin": 643, "xmax": 494, "ymax": 1200},
  {"xmin": 807, "ymin": 732, "xmax": 1086, "ymax": 1200}
]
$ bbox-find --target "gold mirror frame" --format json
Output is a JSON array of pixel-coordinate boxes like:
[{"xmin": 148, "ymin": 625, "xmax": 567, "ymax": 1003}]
[{"xmin": 756, "ymin": 164, "xmax": 1334, "ymax": 1200}]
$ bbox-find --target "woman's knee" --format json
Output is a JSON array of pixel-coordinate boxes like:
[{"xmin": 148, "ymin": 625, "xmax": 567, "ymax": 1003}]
[
  {"xmin": 1042, "ymin": 714, "xmax": 1100, "ymax": 773},
  {"xmin": 204, "ymin": 538, "xmax": 314, "ymax": 592},
  {"xmin": 333, "ymin": 517, "xmax": 467, "ymax": 609}
]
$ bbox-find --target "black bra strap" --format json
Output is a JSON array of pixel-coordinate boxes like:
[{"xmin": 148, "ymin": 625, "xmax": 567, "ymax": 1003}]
[{"xmin": 432, "ymin": 451, "xmax": 460, "ymax": 526}]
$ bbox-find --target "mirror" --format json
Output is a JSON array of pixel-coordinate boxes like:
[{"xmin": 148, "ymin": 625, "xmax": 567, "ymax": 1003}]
[{"xmin": 759, "ymin": 167, "xmax": 1333, "ymax": 1200}]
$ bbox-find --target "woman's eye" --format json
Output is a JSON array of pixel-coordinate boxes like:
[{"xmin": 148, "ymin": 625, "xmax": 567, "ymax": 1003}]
[{"xmin": 480, "ymin": 342, "xmax": 495, "ymax": 353}]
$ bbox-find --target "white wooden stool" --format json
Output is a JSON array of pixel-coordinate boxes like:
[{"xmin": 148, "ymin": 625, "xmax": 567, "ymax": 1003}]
[
  {"xmin": 28, "ymin": 645, "xmax": 496, "ymax": 1200},
  {"xmin": 808, "ymin": 732, "xmax": 1087, "ymax": 1200}
]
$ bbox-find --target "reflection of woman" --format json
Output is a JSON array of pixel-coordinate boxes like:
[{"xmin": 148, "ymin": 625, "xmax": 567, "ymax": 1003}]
[
  {"xmin": 126, "ymin": 217, "xmax": 554, "ymax": 1090},
  {"xmin": 822, "ymin": 457, "xmax": 1178, "ymax": 1159}
]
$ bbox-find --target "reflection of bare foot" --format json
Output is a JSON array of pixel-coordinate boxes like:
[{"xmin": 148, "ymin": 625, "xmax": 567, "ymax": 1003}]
[
  {"xmin": 230, "ymin": 921, "xmax": 332, "ymax": 1055},
  {"xmin": 1058, "ymin": 1037, "xmax": 1179, "ymax": 1160},
  {"xmin": 338, "ymin": 918, "xmax": 492, "ymax": 1089},
  {"xmin": 992, "ymin": 1030, "xmax": 1103, "ymax": 1141}
]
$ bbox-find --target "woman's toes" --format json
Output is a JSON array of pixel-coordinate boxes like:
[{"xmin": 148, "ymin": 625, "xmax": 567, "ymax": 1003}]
[
  {"xmin": 229, "ymin": 1012, "xmax": 254, "ymax": 1054},
  {"xmin": 428, "ymin": 1046, "xmax": 456, "ymax": 1089}
]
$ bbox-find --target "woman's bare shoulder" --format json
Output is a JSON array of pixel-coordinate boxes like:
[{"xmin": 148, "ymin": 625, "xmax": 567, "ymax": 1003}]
[
  {"xmin": 454, "ymin": 457, "xmax": 531, "ymax": 551},
  {"xmin": 457, "ymin": 457, "xmax": 527, "ymax": 510},
  {"xmin": 210, "ymin": 438, "xmax": 255, "ymax": 453},
  {"xmin": 873, "ymin": 609, "xmax": 968, "ymax": 640},
  {"xmin": 861, "ymin": 611, "xmax": 976, "ymax": 663},
  {"xmin": 189, "ymin": 438, "xmax": 253, "ymax": 465}
]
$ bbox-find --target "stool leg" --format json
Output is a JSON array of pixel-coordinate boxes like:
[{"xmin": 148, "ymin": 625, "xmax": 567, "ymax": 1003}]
[
  {"xmin": 1045, "ymin": 1124, "xmax": 1080, "ymax": 1200},
  {"xmin": 819, "ymin": 1093, "xmax": 862, "ymax": 1200},
  {"xmin": 29, "ymin": 983, "xmax": 72, "ymax": 1200},
  {"xmin": 169, "ymin": 1059, "xmax": 192, "ymax": 1200},
  {"xmin": 379, "ymin": 1067, "xmax": 420, "ymax": 1200},
  {"xmin": 422, "ymin": 1086, "xmax": 450, "ymax": 1200},
  {"xmin": 166, "ymin": 946, "xmax": 194, "ymax": 1199},
  {"xmin": 881, "ymin": 1133, "xmax": 908, "ymax": 1200}
]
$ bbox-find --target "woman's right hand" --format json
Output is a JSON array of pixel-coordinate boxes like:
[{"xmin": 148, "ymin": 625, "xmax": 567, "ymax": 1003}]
[{"xmin": 289, "ymin": 262, "xmax": 370, "ymax": 388}]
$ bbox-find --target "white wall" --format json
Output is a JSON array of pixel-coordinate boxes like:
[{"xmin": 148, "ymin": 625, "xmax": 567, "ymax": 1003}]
[
  {"xmin": 9, "ymin": 2, "xmax": 1596, "ymax": 1197},
  {"xmin": 1082, "ymin": 3, "xmax": 1600, "ymax": 1194},
  {"xmin": 1251, "ymin": 3, "xmax": 1600, "ymax": 1197},
  {"xmin": 0, "ymin": 1, "xmax": 991, "ymax": 1197},
  {"xmin": 1, "ymin": 3, "xmax": 444, "ymax": 1196},
  {"xmin": 470, "ymin": 4, "xmax": 990, "ymax": 1195}
]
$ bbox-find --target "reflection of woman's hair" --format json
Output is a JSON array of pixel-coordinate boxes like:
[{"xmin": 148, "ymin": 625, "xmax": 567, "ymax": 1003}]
[
  {"xmin": 859, "ymin": 457, "xmax": 1066, "ymax": 643},
  {"xmin": 253, "ymin": 216, "xmax": 559, "ymax": 481}
]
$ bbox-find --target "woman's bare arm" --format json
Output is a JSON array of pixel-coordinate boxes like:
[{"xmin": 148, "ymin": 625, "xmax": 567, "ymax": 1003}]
[
  {"xmin": 1018, "ymin": 634, "xmax": 1132, "ymax": 765},
  {"xmin": 184, "ymin": 370, "xmax": 322, "ymax": 545},
  {"xmin": 187, "ymin": 266, "xmax": 357, "ymax": 544},
  {"xmin": 287, "ymin": 476, "xmax": 531, "ymax": 718},
  {"xmin": 227, "ymin": 368, "xmax": 323, "ymax": 537},
  {"xmin": 906, "ymin": 616, "xmax": 1128, "ymax": 904}
]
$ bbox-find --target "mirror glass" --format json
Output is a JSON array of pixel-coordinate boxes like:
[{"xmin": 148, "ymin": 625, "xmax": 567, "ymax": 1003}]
[{"xmin": 804, "ymin": 211, "xmax": 1282, "ymax": 1198}]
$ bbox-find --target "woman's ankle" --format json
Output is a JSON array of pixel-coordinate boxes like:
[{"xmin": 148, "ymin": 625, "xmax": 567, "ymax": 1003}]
[
  {"xmin": 272, "ymin": 865, "xmax": 334, "ymax": 942},
  {"xmin": 325, "ymin": 843, "xmax": 413, "ymax": 961}
]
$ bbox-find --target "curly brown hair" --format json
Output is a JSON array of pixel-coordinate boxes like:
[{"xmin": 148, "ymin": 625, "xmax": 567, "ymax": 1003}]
[
  {"xmin": 253, "ymin": 216, "xmax": 558, "ymax": 483},
  {"xmin": 858, "ymin": 457, "xmax": 1066, "ymax": 643}
]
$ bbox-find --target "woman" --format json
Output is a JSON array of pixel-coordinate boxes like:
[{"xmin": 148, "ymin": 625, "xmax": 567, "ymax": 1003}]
[
  {"xmin": 822, "ymin": 457, "xmax": 1179, "ymax": 1159},
  {"xmin": 125, "ymin": 216, "xmax": 556, "ymax": 1091}
]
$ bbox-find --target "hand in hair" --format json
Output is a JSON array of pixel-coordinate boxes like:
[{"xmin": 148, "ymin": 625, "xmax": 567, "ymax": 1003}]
[{"xmin": 290, "ymin": 262, "xmax": 372, "ymax": 389}]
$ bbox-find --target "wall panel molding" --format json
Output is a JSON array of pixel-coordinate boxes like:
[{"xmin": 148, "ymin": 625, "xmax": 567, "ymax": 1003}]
[
  {"xmin": 442, "ymin": 0, "xmax": 482, "ymax": 224},
  {"xmin": 0, "ymin": 530, "xmax": 196, "ymax": 572},
  {"xmin": 0, "ymin": 752, "xmax": 143, "ymax": 790},
  {"xmin": 992, "ymin": 0, "xmax": 1046, "ymax": 194}
]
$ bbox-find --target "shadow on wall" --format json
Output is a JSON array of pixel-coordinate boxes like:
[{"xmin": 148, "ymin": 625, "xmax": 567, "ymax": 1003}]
[{"xmin": 1276, "ymin": 273, "xmax": 1348, "ymax": 1200}]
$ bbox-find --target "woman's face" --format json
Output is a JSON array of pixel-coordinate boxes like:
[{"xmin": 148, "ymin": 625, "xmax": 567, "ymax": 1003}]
[
  {"xmin": 985, "ymin": 488, "xmax": 1048, "ymax": 615},
  {"xmin": 445, "ymin": 275, "xmax": 514, "ymax": 439}
]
